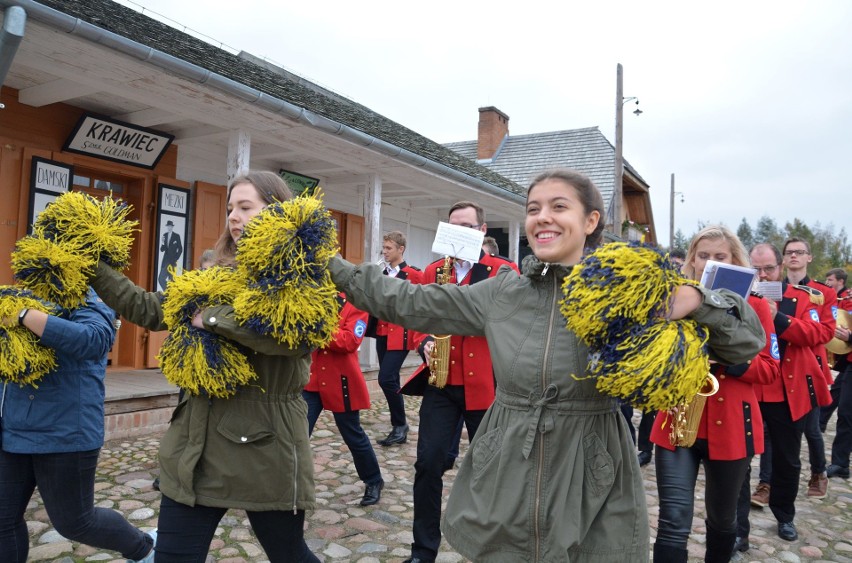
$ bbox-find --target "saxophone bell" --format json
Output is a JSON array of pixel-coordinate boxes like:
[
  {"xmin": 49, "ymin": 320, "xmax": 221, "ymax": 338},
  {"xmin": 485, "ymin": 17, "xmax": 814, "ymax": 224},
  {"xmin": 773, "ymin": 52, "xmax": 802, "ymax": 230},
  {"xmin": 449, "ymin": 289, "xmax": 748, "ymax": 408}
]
[{"xmin": 668, "ymin": 373, "xmax": 719, "ymax": 448}]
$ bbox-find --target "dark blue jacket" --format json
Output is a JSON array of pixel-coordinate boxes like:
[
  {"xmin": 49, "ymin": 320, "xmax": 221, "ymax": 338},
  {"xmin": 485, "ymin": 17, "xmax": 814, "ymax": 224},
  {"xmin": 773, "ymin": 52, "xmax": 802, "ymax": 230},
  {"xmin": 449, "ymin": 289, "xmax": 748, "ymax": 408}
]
[{"xmin": 1, "ymin": 289, "xmax": 115, "ymax": 453}]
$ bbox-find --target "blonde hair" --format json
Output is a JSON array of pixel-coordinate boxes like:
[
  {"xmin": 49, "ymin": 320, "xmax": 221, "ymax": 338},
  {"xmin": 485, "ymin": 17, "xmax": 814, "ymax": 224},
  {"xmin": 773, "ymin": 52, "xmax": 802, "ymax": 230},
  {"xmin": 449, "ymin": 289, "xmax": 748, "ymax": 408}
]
[{"xmin": 682, "ymin": 225, "xmax": 749, "ymax": 280}]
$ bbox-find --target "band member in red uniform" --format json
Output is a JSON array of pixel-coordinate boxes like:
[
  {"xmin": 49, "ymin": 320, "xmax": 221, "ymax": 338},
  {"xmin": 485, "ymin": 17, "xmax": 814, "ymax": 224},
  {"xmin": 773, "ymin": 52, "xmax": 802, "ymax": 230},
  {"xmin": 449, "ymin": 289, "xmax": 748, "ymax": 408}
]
[
  {"xmin": 371, "ymin": 231, "xmax": 421, "ymax": 446},
  {"xmin": 743, "ymin": 242, "xmax": 834, "ymax": 543},
  {"xmin": 824, "ymin": 268, "xmax": 852, "ymax": 478},
  {"xmin": 303, "ymin": 293, "xmax": 385, "ymax": 506},
  {"xmin": 401, "ymin": 201, "xmax": 519, "ymax": 563},
  {"xmin": 650, "ymin": 226, "xmax": 780, "ymax": 563}
]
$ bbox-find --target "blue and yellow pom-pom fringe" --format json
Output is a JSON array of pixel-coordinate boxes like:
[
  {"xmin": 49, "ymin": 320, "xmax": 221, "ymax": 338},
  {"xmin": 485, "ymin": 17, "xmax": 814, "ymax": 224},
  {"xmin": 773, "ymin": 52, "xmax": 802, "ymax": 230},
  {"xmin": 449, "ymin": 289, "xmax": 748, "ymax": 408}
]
[
  {"xmin": 0, "ymin": 287, "xmax": 58, "ymax": 386},
  {"xmin": 32, "ymin": 191, "xmax": 138, "ymax": 269},
  {"xmin": 12, "ymin": 237, "xmax": 94, "ymax": 310},
  {"xmin": 233, "ymin": 192, "xmax": 339, "ymax": 350},
  {"xmin": 157, "ymin": 266, "xmax": 256, "ymax": 398},
  {"xmin": 560, "ymin": 242, "xmax": 709, "ymax": 411}
]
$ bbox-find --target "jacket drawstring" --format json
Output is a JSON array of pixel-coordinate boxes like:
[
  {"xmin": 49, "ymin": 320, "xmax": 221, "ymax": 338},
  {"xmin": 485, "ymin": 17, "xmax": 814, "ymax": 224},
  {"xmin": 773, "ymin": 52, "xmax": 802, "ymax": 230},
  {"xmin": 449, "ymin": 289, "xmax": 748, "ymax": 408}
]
[{"xmin": 522, "ymin": 383, "xmax": 558, "ymax": 459}]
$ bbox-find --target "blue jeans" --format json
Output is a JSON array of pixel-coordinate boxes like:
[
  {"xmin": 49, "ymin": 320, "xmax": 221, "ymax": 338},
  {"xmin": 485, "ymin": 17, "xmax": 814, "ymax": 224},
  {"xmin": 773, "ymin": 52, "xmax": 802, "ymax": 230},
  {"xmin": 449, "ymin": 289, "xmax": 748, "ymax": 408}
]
[
  {"xmin": 0, "ymin": 448, "xmax": 152, "ymax": 563},
  {"xmin": 303, "ymin": 391, "xmax": 382, "ymax": 485},
  {"xmin": 156, "ymin": 495, "xmax": 319, "ymax": 562}
]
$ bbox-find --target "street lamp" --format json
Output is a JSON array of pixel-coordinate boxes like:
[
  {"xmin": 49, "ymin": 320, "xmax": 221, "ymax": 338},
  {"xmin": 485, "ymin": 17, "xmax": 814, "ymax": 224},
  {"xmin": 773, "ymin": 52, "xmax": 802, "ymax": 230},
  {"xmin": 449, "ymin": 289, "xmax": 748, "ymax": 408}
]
[
  {"xmin": 611, "ymin": 63, "xmax": 642, "ymax": 237},
  {"xmin": 668, "ymin": 173, "xmax": 684, "ymax": 249}
]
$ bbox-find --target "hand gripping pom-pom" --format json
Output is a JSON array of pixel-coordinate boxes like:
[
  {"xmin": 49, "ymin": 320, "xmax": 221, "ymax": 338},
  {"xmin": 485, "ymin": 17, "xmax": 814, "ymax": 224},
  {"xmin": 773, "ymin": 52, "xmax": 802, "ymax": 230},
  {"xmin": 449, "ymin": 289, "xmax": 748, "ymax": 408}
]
[
  {"xmin": 157, "ymin": 266, "xmax": 257, "ymax": 398},
  {"xmin": 0, "ymin": 287, "xmax": 58, "ymax": 386}
]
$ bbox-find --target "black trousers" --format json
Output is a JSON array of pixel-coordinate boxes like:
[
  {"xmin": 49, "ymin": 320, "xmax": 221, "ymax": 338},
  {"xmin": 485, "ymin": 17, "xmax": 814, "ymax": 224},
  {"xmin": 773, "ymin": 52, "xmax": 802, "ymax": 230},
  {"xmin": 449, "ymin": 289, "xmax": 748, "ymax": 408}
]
[
  {"xmin": 655, "ymin": 441, "xmax": 749, "ymax": 549},
  {"xmin": 831, "ymin": 364, "xmax": 852, "ymax": 468},
  {"xmin": 411, "ymin": 384, "xmax": 485, "ymax": 560},
  {"xmin": 375, "ymin": 336, "xmax": 409, "ymax": 427},
  {"xmin": 760, "ymin": 401, "xmax": 807, "ymax": 524},
  {"xmin": 638, "ymin": 410, "xmax": 657, "ymax": 453}
]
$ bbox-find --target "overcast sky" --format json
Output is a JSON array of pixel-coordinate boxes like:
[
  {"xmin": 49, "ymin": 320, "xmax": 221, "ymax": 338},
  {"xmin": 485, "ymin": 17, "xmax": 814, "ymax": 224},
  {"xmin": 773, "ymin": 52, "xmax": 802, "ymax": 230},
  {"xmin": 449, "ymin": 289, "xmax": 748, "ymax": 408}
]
[{"xmin": 119, "ymin": 0, "xmax": 851, "ymax": 246}]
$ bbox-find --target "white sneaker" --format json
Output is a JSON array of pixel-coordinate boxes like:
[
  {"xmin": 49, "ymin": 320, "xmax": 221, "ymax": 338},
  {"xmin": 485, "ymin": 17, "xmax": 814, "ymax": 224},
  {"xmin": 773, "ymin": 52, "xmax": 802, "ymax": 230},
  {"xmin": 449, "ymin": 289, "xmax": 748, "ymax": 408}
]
[{"xmin": 128, "ymin": 528, "xmax": 157, "ymax": 563}]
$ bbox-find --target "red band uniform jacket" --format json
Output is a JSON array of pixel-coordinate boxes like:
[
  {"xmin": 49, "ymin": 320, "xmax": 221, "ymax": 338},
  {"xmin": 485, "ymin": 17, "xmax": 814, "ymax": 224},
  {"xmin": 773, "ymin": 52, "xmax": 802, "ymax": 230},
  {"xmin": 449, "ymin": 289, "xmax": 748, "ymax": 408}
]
[
  {"xmin": 410, "ymin": 252, "xmax": 520, "ymax": 411},
  {"xmin": 838, "ymin": 287, "xmax": 852, "ymax": 365},
  {"xmin": 756, "ymin": 280, "xmax": 836, "ymax": 421},
  {"xmin": 652, "ymin": 294, "xmax": 780, "ymax": 460},
  {"xmin": 372, "ymin": 262, "xmax": 422, "ymax": 350},
  {"xmin": 305, "ymin": 294, "xmax": 371, "ymax": 413},
  {"xmin": 806, "ymin": 277, "xmax": 839, "ymax": 385}
]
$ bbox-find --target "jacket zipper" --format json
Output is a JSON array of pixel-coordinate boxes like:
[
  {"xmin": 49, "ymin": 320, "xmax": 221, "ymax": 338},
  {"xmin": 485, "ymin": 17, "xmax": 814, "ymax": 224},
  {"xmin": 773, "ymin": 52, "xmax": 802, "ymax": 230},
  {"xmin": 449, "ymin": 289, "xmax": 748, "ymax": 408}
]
[
  {"xmin": 534, "ymin": 274, "xmax": 559, "ymax": 562},
  {"xmin": 292, "ymin": 444, "xmax": 298, "ymax": 513}
]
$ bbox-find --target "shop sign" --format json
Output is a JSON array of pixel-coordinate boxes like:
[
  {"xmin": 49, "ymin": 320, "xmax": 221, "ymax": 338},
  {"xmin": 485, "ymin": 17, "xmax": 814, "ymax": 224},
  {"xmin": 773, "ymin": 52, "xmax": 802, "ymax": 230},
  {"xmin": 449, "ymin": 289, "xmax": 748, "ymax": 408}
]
[
  {"xmin": 63, "ymin": 113, "xmax": 174, "ymax": 169},
  {"xmin": 27, "ymin": 157, "xmax": 73, "ymax": 233}
]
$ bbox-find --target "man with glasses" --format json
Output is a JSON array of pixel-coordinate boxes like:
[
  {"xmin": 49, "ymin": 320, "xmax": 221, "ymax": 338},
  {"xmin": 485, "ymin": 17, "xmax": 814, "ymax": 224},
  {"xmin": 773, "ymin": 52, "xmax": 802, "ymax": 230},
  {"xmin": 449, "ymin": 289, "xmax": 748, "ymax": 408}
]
[
  {"xmin": 400, "ymin": 201, "xmax": 519, "ymax": 563},
  {"xmin": 782, "ymin": 238, "xmax": 837, "ymax": 500},
  {"xmin": 741, "ymin": 242, "xmax": 834, "ymax": 542},
  {"xmin": 823, "ymin": 269, "xmax": 852, "ymax": 479}
]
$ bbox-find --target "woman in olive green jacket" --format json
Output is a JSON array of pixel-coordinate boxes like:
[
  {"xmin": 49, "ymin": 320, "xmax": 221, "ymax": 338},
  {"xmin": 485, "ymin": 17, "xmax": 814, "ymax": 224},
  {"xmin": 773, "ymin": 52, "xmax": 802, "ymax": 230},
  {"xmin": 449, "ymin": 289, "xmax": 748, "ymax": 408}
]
[
  {"xmin": 91, "ymin": 172, "xmax": 319, "ymax": 562},
  {"xmin": 330, "ymin": 169, "xmax": 765, "ymax": 562}
]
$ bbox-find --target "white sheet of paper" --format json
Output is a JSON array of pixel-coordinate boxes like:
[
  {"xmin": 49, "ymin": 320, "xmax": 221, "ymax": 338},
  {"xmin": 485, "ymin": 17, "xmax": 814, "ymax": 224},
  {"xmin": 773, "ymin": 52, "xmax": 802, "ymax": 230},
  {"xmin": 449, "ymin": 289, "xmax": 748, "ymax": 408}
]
[
  {"xmin": 431, "ymin": 222, "xmax": 485, "ymax": 263},
  {"xmin": 754, "ymin": 281, "xmax": 784, "ymax": 301}
]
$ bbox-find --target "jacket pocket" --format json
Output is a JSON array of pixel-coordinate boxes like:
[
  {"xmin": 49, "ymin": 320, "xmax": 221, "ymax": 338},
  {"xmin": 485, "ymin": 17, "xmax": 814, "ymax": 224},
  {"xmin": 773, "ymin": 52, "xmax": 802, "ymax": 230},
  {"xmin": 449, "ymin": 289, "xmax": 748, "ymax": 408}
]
[
  {"xmin": 216, "ymin": 410, "xmax": 275, "ymax": 445},
  {"xmin": 583, "ymin": 433, "xmax": 614, "ymax": 497},
  {"xmin": 471, "ymin": 426, "xmax": 503, "ymax": 480}
]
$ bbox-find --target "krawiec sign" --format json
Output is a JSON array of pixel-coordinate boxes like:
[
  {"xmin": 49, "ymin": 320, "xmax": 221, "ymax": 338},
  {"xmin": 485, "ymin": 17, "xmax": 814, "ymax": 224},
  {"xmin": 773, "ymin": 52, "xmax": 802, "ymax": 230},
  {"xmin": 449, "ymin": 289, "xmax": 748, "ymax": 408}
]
[{"xmin": 63, "ymin": 113, "xmax": 174, "ymax": 169}]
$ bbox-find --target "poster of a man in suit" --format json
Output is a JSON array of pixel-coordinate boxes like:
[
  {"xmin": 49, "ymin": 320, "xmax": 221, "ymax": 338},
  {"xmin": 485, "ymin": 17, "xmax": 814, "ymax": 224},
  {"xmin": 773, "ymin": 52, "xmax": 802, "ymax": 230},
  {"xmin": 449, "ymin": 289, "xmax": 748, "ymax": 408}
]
[{"xmin": 157, "ymin": 218, "xmax": 183, "ymax": 291}]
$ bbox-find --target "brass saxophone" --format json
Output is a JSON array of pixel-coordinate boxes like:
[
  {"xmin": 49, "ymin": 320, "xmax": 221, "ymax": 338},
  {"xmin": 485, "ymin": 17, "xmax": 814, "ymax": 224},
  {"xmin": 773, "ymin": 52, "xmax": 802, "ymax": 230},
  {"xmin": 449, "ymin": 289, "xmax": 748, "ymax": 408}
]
[
  {"xmin": 668, "ymin": 373, "xmax": 720, "ymax": 448},
  {"xmin": 427, "ymin": 255, "xmax": 453, "ymax": 388}
]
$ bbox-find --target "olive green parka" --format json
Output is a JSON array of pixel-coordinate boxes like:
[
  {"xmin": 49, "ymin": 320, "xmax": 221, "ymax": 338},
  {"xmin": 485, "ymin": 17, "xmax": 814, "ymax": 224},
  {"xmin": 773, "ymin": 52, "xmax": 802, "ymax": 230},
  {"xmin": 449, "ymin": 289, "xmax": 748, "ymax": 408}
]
[
  {"xmin": 92, "ymin": 262, "xmax": 315, "ymax": 512},
  {"xmin": 330, "ymin": 255, "xmax": 765, "ymax": 562}
]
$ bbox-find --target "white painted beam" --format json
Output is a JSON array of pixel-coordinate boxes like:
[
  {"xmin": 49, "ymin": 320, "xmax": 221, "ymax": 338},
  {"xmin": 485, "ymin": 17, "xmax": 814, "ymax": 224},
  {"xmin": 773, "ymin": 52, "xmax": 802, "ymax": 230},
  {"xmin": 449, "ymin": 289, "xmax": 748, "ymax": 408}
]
[
  {"xmin": 113, "ymin": 107, "xmax": 176, "ymax": 127},
  {"xmin": 18, "ymin": 78, "xmax": 101, "ymax": 107},
  {"xmin": 227, "ymin": 129, "xmax": 251, "ymax": 184}
]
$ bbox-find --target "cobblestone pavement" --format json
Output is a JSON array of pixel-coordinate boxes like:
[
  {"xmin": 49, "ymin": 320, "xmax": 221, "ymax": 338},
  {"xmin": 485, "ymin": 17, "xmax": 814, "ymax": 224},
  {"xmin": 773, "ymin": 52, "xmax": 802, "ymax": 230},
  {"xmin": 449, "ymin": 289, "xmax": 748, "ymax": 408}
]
[{"xmin": 23, "ymin": 396, "xmax": 852, "ymax": 562}]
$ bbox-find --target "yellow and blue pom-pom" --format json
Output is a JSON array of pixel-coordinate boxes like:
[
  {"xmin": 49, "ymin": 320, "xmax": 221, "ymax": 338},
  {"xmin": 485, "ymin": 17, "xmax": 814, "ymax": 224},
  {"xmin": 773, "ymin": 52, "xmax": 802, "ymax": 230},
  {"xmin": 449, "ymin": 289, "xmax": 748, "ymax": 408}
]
[
  {"xmin": 0, "ymin": 287, "xmax": 58, "ymax": 386},
  {"xmin": 560, "ymin": 242, "xmax": 708, "ymax": 410},
  {"xmin": 33, "ymin": 191, "xmax": 138, "ymax": 270},
  {"xmin": 157, "ymin": 266, "xmax": 255, "ymax": 398},
  {"xmin": 233, "ymin": 192, "xmax": 339, "ymax": 349},
  {"xmin": 11, "ymin": 237, "xmax": 95, "ymax": 309}
]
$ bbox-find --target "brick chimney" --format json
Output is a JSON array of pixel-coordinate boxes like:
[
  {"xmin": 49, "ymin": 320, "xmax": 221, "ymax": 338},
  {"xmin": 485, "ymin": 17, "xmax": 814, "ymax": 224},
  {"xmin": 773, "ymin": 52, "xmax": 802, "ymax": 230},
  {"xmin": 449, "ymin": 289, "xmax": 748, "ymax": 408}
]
[{"xmin": 477, "ymin": 106, "xmax": 509, "ymax": 160}]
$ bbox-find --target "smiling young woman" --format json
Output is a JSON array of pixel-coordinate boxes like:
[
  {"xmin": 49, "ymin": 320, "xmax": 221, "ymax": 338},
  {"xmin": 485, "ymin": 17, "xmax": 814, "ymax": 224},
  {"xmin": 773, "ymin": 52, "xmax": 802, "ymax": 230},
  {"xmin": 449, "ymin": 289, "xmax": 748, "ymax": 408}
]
[{"xmin": 329, "ymin": 169, "xmax": 766, "ymax": 562}]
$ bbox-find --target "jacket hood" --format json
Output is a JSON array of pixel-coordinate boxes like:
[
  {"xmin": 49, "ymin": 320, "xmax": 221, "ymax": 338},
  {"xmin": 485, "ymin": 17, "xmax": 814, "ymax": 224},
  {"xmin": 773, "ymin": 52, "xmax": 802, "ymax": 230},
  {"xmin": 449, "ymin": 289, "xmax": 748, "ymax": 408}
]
[{"xmin": 521, "ymin": 255, "xmax": 574, "ymax": 281}]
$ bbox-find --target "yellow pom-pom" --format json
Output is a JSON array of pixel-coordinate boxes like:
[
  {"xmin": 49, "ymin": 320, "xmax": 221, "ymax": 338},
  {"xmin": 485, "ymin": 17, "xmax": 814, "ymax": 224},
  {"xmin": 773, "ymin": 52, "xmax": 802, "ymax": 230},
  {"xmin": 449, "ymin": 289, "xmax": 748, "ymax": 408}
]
[
  {"xmin": 157, "ymin": 267, "xmax": 256, "ymax": 398},
  {"xmin": 33, "ymin": 191, "xmax": 138, "ymax": 270},
  {"xmin": 234, "ymin": 191, "xmax": 339, "ymax": 347},
  {"xmin": 561, "ymin": 242, "xmax": 695, "ymax": 343},
  {"xmin": 584, "ymin": 320, "xmax": 710, "ymax": 411},
  {"xmin": 561, "ymin": 242, "xmax": 709, "ymax": 410},
  {"xmin": 11, "ymin": 237, "xmax": 95, "ymax": 309},
  {"xmin": 157, "ymin": 325, "xmax": 257, "ymax": 399},
  {"xmin": 0, "ymin": 287, "xmax": 57, "ymax": 386}
]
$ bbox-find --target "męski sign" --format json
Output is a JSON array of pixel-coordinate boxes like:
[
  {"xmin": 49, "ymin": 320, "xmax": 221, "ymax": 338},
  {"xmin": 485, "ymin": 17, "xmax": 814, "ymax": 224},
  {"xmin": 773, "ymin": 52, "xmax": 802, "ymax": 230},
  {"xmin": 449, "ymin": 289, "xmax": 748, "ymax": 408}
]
[{"xmin": 63, "ymin": 113, "xmax": 174, "ymax": 169}]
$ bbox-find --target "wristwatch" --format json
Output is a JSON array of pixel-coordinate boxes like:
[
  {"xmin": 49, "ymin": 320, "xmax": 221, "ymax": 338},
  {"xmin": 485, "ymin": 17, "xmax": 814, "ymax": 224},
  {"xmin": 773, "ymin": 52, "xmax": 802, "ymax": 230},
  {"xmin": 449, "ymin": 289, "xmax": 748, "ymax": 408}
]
[{"xmin": 18, "ymin": 308, "xmax": 29, "ymax": 327}]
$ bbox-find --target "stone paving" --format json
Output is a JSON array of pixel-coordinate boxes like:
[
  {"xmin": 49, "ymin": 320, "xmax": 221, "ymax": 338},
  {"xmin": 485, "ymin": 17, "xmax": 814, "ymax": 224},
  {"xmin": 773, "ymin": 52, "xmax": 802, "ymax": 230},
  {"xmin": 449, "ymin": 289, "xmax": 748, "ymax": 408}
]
[{"xmin": 22, "ymin": 396, "xmax": 852, "ymax": 562}]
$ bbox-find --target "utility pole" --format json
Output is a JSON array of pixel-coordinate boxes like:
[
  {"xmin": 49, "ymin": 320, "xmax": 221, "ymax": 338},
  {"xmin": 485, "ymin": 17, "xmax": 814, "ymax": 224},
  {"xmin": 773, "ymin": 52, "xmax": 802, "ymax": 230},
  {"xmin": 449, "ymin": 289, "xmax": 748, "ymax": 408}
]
[
  {"xmin": 669, "ymin": 173, "xmax": 675, "ymax": 249},
  {"xmin": 612, "ymin": 63, "xmax": 624, "ymax": 236}
]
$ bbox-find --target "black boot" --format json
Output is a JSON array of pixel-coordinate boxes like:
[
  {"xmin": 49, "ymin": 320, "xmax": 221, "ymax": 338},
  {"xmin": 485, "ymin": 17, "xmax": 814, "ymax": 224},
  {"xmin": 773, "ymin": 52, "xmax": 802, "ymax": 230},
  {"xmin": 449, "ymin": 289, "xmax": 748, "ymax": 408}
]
[
  {"xmin": 705, "ymin": 524, "xmax": 736, "ymax": 563},
  {"xmin": 377, "ymin": 424, "xmax": 409, "ymax": 446},
  {"xmin": 653, "ymin": 542, "xmax": 688, "ymax": 563}
]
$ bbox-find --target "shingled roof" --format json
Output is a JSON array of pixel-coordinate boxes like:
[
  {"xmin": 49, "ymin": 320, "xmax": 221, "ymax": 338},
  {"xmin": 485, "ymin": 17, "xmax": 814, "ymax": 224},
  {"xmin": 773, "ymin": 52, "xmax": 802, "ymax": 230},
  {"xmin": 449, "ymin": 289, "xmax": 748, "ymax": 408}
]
[
  {"xmin": 445, "ymin": 127, "xmax": 649, "ymax": 211},
  {"xmin": 38, "ymin": 0, "xmax": 525, "ymax": 197}
]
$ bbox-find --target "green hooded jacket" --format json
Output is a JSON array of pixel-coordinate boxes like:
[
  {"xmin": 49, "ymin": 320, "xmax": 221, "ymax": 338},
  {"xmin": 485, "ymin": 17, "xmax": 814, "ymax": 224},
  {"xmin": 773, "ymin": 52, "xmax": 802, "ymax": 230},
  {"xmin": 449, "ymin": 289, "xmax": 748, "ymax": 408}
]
[
  {"xmin": 330, "ymin": 254, "xmax": 765, "ymax": 562},
  {"xmin": 92, "ymin": 262, "xmax": 315, "ymax": 512}
]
